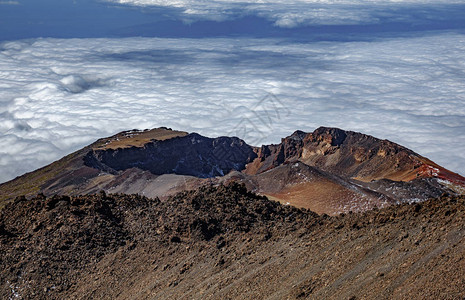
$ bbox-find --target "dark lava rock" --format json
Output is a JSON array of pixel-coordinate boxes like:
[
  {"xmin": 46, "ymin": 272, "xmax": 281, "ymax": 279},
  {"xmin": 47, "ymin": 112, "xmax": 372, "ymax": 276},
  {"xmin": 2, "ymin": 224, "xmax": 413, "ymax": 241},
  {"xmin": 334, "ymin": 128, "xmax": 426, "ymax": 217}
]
[
  {"xmin": 0, "ymin": 183, "xmax": 313, "ymax": 299},
  {"xmin": 84, "ymin": 133, "xmax": 257, "ymax": 178}
]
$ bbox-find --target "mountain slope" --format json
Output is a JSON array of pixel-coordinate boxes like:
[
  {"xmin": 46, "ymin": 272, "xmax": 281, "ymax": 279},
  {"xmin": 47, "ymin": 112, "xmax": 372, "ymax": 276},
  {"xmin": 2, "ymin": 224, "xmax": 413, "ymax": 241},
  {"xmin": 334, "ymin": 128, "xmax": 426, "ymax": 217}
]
[
  {"xmin": 236, "ymin": 161, "xmax": 394, "ymax": 214},
  {"xmin": 0, "ymin": 127, "xmax": 255, "ymax": 209},
  {"xmin": 246, "ymin": 127, "xmax": 465, "ymax": 185},
  {"xmin": 1, "ymin": 126, "xmax": 463, "ymax": 214},
  {"xmin": 1, "ymin": 185, "xmax": 465, "ymax": 299}
]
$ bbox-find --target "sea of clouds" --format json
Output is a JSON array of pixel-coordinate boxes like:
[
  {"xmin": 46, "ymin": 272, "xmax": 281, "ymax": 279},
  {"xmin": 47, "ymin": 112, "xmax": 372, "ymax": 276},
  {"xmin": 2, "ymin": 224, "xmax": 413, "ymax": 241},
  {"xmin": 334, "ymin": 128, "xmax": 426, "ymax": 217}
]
[
  {"xmin": 0, "ymin": 0, "xmax": 465, "ymax": 183},
  {"xmin": 107, "ymin": 0, "xmax": 465, "ymax": 29},
  {"xmin": 1, "ymin": 32, "xmax": 464, "ymax": 183}
]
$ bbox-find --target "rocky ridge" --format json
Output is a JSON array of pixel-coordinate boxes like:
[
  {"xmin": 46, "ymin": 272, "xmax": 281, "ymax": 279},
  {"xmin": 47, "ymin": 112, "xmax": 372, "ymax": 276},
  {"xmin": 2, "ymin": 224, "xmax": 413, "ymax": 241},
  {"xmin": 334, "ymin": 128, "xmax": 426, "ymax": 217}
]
[
  {"xmin": 1, "ymin": 185, "xmax": 465, "ymax": 299},
  {"xmin": 0, "ymin": 126, "xmax": 463, "ymax": 214},
  {"xmin": 246, "ymin": 127, "xmax": 463, "ymax": 184}
]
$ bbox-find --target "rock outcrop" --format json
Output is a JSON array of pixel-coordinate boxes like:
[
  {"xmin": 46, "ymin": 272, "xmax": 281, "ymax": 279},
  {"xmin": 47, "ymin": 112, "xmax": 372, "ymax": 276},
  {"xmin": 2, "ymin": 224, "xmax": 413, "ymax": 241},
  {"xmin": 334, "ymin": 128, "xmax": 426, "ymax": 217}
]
[
  {"xmin": 84, "ymin": 133, "xmax": 257, "ymax": 178},
  {"xmin": 246, "ymin": 126, "xmax": 457, "ymax": 183}
]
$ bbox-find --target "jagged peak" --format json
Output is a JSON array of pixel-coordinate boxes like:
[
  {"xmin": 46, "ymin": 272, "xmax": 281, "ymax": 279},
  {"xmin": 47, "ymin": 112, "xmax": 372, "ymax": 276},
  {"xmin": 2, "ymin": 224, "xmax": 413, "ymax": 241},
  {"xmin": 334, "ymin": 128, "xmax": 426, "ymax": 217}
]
[
  {"xmin": 309, "ymin": 126, "xmax": 348, "ymax": 147},
  {"xmin": 289, "ymin": 130, "xmax": 307, "ymax": 138}
]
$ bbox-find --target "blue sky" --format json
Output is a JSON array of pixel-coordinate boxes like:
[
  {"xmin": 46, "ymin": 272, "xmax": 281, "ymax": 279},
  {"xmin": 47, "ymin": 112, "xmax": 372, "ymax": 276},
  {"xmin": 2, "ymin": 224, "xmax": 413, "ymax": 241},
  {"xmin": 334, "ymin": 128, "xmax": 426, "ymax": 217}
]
[
  {"xmin": 0, "ymin": 0, "xmax": 464, "ymax": 182},
  {"xmin": 2, "ymin": 0, "xmax": 465, "ymax": 40}
]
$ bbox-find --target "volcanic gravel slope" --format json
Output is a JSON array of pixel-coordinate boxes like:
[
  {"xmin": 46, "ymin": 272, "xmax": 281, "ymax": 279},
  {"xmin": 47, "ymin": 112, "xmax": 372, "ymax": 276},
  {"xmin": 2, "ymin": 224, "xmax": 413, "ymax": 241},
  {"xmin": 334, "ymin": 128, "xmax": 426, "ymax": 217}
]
[{"xmin": 1, "ymin": 184, "xmax": 465, "ymax": 299}]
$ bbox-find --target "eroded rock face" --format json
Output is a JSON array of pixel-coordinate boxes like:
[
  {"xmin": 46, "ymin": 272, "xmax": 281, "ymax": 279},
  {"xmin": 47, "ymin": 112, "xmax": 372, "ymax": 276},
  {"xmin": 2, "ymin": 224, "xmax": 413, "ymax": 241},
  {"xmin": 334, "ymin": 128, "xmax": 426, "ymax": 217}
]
[
  {"xmin": 247, "ymin": 127, "xmax": 444, "ymax": 182},
  {"xmin": 84, "ymin": 133, "xmax": 257, "ymax": 178}
]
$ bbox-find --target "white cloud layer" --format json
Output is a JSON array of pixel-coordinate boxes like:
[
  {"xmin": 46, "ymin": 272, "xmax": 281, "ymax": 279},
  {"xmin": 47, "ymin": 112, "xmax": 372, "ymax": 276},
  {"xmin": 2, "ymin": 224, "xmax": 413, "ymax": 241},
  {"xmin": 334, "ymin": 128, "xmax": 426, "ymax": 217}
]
[
  {"xmin": 0, "ymin": 1, "xmax": 19, "ymax": 4},
  {"xmin": 107, "ymin": 0, "xmax": 465, "ymax": 27},
  {"xmin": 1, "ymin": 32, "xmax": 465, "ymax": 183}
]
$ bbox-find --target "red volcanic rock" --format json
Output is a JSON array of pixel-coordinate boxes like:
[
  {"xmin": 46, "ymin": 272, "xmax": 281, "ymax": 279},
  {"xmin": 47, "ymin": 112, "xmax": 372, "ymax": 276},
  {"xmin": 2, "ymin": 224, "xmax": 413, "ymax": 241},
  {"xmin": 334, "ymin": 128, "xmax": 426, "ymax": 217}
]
[{"xmin": 247, "ymin": 126, "xmax": 465, "ymax": 185}]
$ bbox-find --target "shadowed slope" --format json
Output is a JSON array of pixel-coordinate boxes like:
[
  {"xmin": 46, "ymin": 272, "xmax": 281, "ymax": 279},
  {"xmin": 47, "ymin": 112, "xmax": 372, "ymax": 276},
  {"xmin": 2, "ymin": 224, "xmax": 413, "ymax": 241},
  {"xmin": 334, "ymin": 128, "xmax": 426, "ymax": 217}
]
[{"xmin": 85, "ymin": 132, "xmax": 256, "ymax": 178}]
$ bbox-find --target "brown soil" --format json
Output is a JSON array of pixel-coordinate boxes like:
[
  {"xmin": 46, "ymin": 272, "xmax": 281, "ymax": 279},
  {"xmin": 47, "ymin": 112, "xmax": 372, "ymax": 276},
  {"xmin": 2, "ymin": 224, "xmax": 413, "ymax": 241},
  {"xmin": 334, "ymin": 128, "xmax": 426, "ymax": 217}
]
[
  {"xmin": 246, "ymin": 162, "xmax": 393, "ymax": 214},
  {"xmin": 264, "ymin": 181, "xmax": 380, "ymax": 215},
  {"xmin": 1, "ymin": 185, "xmax": 465, "ymax": 299}
]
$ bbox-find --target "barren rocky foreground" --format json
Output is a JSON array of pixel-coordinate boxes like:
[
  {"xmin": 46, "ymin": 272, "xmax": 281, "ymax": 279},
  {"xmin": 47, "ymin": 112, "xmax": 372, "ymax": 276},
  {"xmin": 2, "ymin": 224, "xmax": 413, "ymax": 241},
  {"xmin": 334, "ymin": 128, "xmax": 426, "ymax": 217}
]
[{"xmin": 1, "ymin": 184, "xmax": 464, "ymax": 299}]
